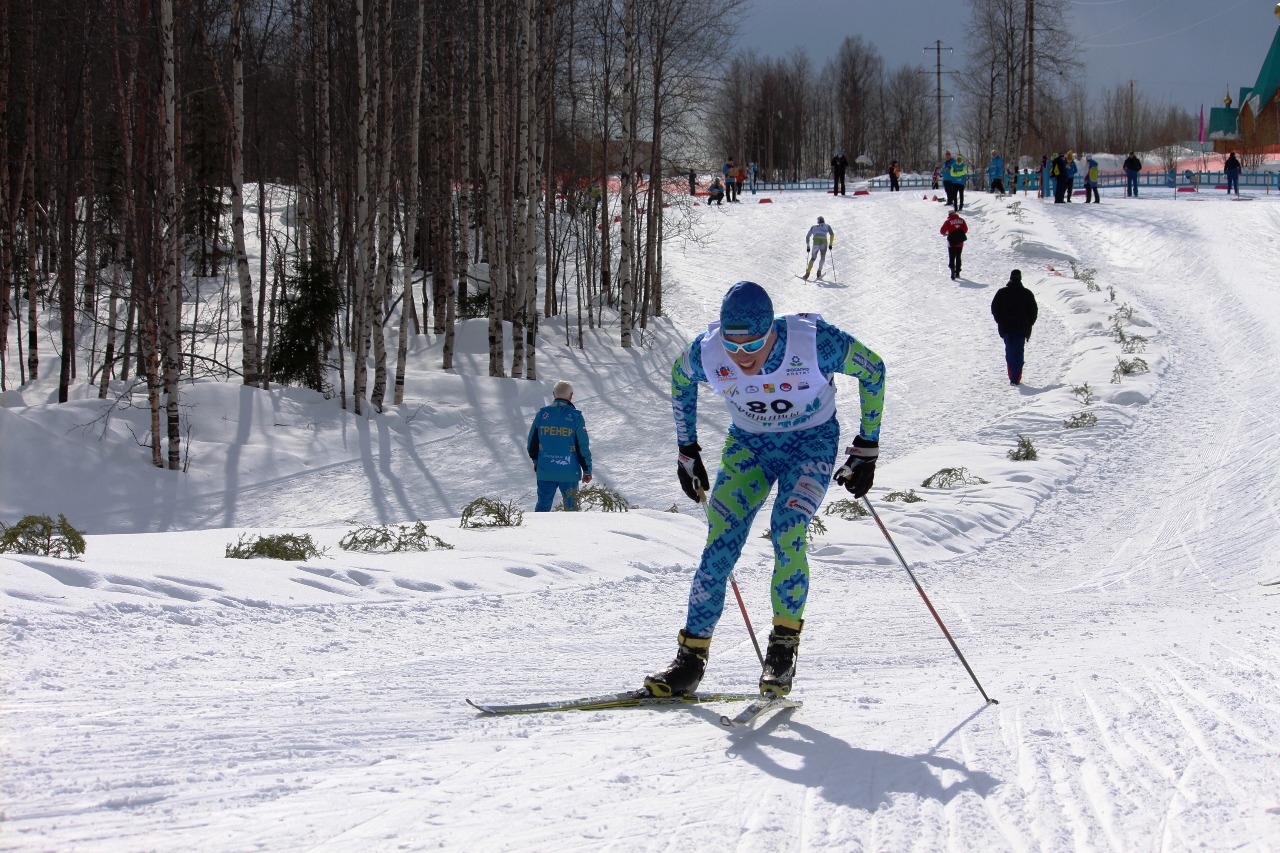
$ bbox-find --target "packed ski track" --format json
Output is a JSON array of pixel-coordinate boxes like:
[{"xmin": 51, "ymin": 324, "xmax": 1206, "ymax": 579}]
[{"xmin": 2, "ymin": 185, "xmax": 1279, "ymax": 851}]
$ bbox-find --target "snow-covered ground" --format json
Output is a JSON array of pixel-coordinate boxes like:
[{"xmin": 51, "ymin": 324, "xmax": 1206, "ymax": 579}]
[{"xmin": 3, "ymin": 180, "xmax": 1279, "ymax": 851}]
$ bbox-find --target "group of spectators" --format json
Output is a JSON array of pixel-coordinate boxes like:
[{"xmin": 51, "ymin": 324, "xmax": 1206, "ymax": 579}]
[{"xmin": 696, "ymin": 147, "xmax": 1260, "ymax": 206}]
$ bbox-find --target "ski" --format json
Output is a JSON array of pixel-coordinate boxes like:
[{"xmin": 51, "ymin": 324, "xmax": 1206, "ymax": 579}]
[
  {"xmin": 719, "ymin": 695, "xmax": 802, "ymax": 728},
  {"xmin": 467, "ymin": 689, "xmax": 758, "ymax": 716}
]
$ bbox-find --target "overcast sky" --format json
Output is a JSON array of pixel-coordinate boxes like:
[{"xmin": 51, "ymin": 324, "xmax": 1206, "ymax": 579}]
[{"xmin": 735, "ymin": 0, "xmax": 1279, "ymax": 129}]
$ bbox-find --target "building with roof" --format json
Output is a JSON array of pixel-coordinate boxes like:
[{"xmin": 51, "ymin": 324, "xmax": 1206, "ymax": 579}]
[{"xmin": 1207, "ymin": 5, "xmax": 1280, "ymax": 153}]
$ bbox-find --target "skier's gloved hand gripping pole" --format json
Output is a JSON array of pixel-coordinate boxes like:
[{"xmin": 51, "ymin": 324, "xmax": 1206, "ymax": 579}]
[
  {"xmin": 677, "ymin": 443, "xmax": 765, "ymax": 667},
  {"xmin": 838, "ymin": 441, "xmax": 998, "ymax": 704}
]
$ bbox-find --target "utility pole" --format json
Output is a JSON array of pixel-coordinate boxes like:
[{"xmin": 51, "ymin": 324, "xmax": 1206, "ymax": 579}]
[{"xmin": 923, "ymin": 40, "xmax": 953, "ymax": 165}]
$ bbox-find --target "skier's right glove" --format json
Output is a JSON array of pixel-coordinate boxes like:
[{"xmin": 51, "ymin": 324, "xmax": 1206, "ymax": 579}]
[
  {"xmin": 677, "ymin": 443, "xmax": 710, "ymax": 503},
  {"xmin": 834, "ymin": 436, "xmax": 879, "ymax": 498}
]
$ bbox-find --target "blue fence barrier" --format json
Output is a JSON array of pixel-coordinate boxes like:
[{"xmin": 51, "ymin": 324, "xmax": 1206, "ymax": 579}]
[
  {"xmin": 862, "ymin": 170, "xmax": 1280, "ymax": 192},
  {"xmin": 736, "ymin": 171, "xmax": 1279, "ymax": 194}
]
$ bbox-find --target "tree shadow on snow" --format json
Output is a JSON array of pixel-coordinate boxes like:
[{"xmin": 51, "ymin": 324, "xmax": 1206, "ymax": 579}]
[{"xmin": 721, "ymin": 705, "xmax": 1001, "ymax": 811}]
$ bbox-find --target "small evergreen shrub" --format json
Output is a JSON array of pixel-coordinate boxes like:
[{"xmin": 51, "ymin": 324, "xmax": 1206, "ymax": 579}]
[
  {"xmin": 226, "ymin": 533, "xmax": 325, "ymax": 560},
  {"xmin": 921, "ymin": 467, "xmax": 988, "ymax": 488},
  {"xmin": 0, "ymin": 514, "xmax": 87, "ymax": 559},
  {"xmin": 1111, "ymin": 357, "xmax": 1149, "ymax": 384},
  {"xmin": 883, "ymin": 489, "xmax": 924, "ymax": 503},
  {"xmin": 339, "ymin": 521, "xmax": 453, "ymax": 553},
  {"xmin": 1071, "ymin": 383, "xmax": 1096, "ymax": 405},
  {"xmin": 1007, "ymin": 435, "xmax": 1038, "ymax": 461},
  {"xmin": 1107, "ymin": 285, "xmax": 1117, "ymax": 302},
  {"xmin": 1071, "ymin": 263, "xmax": 1100, "ymax": 291},
  {"xmin": 460, "ymin": 497, "xmax": 524, "ymax": 529},
  {"xmin": 824, "ymin": 499, "xmax": 869, "ymax": 520},
  {"xmin": 458, "ymin": 289, "xmax": 490, "ymax": 319},
  {"xmin": 1120, "ymin": 334, "xmax": 1148, "ymax": 353},
  {"xmin": 1063, "ymin": 412, "xmax": 1098, "ymax": 429},
  {"xmin": 570, "ymin": 483, "xmax": 633, "ymax": 512}
]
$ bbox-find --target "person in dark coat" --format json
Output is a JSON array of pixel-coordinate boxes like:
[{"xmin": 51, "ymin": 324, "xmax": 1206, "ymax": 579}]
[
  {"xmin": 1123, "ymin": 152, "xmax": 1142, "ymax": 197},
  {"xmin": 990, "ymin": 270, "xmax": 1039, "ymax": 385},
  {"xmin": 1224, "ymin": 151, "xmax": 1241, "ymax": 196},
  {"xmin": 831, "ymin": 149, "xmax": 849, "ymax": 195},
  {"xmin": 1051, "ymin": 152, "xmax": 1068, "ymax": 203}
]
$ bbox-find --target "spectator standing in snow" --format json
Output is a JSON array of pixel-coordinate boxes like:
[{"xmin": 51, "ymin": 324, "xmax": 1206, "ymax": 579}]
[
  {"xmin": 987, "ymin": 150, "xmax": 1006, "ymax": 194},
  {"xmin": 749, "ymin": 160, "xmax": 759, "ymax": 194},
  {"xmin": 889, "ymin": 160, "xmax": 901, "ymax": 191},
  {"xmin": 832, "ymin": 149, "xmax": 849, "ymax": 196},
  {"xmin": 643, "ymin": 281, "xmax": 885, "ymax": 700},
  {"xmin": 990, "ymin": 270, "xmax": 1039, "ymax": 386},
  {"xmin": 932, "ymin": 164, "xmax": 941, "ymax": 190},
  {"xmin": 1123, "ymin": 152, "xmax": 1142, "ymax": 197},
  {"xmin": 734, "ymin": 163, "xmax": 747, "ymax": 201},
  {"xmin": 723, "ymin": 160, "xmax": 738, "ymax": 202},
  {"xmin": 803, "ymin": 216, "xmax": 835, "ymax": 280},
  {"xmin": 940, "ymin": 210, "xmax": 968, "ymax": 280},
  {"xmin": 1064, "ymin": 151, "xmax": 1078, "ymax": 202},
  {"xmin": 527, "ymin": 381, "xmax": 593, "ymax": 511},
  {"xmin": 1040, "ymin": 155, "xmax": 1050, "ymax": 198},
  {"xmin": 942, "ymin": 150, "xmax": 957, "ymax": 207},
  {"xmin": 1050, "ymin": 152, "xmax": 1068, "ymax": 203},
  {"xmin": 1224, "ymin": 151, "xmax": 1241, "ymax": 196},
  {"xmin": 948, "ymin": 154, "xmax": 969, "ymax": 211},
  {"xmin": 1083, "ymin": 155, "xmax": 1100, "ymax": 203}
]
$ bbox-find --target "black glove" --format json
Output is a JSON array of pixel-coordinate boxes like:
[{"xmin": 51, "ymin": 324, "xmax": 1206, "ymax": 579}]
[
  {"xmin": 834, "ymin": 436, "xmax": 879, "ymax": 498},
  {"xmin": 677, "ymin": 443, "xmax": 710, "ymax": 503}
]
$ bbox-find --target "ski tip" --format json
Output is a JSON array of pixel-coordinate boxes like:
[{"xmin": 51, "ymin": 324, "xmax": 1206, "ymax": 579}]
[{"xmin": 466, "ymin": 698, "xmax": 496, "ymax": 714}]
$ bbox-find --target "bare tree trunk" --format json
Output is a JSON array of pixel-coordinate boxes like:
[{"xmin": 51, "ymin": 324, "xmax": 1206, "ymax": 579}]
[
  {"xmin": 618, "ymin": 0, "xmax": 636, "ymax": 348},
  {"xmin": 57, "ymin": 93, "xmax": 77, "ymax": 402},
  {"xmin": 230, "ymin": 0, "xmax": 260, "ymax": 386},
  {"xmin": 159, "ymin": 0, "xmax": 182, "ymax": 470},
  {"xmin": 0, "ymin": 0, "xmax": 10, "ymax": 390},
  {"xmin": 352, "ymin": 0, "xmax": 373, "ymax": 413},
  {"xmin": 23, "ymin": 1, "xmax": 37, "ymax": 383},
  {"xmin": 393, "ymin": 0, "xmax": 426, "ymax": 405},
  {"xmin": 481, "ymin": 0, "xmax": 506, "ymax": 378},
  {"xmin": 510, "ymin": 0, "xmax": 532, "ymax": 378},
  {"xmin": 368, "ymin": 0, "xmax": 392, "ymax": 412}
]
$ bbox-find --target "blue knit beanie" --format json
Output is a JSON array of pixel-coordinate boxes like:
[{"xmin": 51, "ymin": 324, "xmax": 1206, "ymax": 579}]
[{"xmin": 720, "ymin": 281, "xmax": 774, "ymax": 338}]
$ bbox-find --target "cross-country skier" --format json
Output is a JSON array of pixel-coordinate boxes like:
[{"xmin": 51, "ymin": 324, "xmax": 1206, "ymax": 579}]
[
  {"xmin": 803, "ymin": 216, "xmax": 834, "ymax": 280},
  {"xmin": 643, "ymin": 281, "xmax": 885, "ymax": 699}
]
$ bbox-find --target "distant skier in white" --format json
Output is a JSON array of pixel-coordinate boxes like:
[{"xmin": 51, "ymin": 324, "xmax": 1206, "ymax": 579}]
[{"xmin": 803, "ymin": 216, "xmax": 834, "ymax": 280}]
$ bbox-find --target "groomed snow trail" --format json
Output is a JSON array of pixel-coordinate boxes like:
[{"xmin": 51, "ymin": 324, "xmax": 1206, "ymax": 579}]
[{"xmin": 3, "ymin": 190, "xmax": 1279, "ymax": 851}]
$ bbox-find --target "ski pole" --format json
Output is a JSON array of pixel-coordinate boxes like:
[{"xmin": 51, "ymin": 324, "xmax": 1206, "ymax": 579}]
[
  {"xmin": 697, "ymin": 484, "xmax": 765, "ymax": 666},
  {"xmin": 861, "ymin": 496, "xmax": 998, "ymax": 705},
  {"xmin": 829, "ymin": 247, "xmax": 837, "ymax": 281}
]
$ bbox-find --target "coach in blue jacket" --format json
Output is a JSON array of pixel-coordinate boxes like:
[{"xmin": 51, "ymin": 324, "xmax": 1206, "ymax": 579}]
[{"xmin": 527, "ymin": 381, "xmax": 593, "ymax": 511}]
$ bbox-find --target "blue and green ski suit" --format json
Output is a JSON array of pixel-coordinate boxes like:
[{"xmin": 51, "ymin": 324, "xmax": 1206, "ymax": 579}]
[{"xmin": 672, "ymin": 313, "xmax": 885, "ymax": 637}]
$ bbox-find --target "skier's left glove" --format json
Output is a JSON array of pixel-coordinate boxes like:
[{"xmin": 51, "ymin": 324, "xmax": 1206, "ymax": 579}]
[
  {"xmin": 834, "ymin": 436, "xmax": 879, "ymax": 498},
  {"xmin": 677, "ymin": 443, "xmax": 710, "ymax": 503}
]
